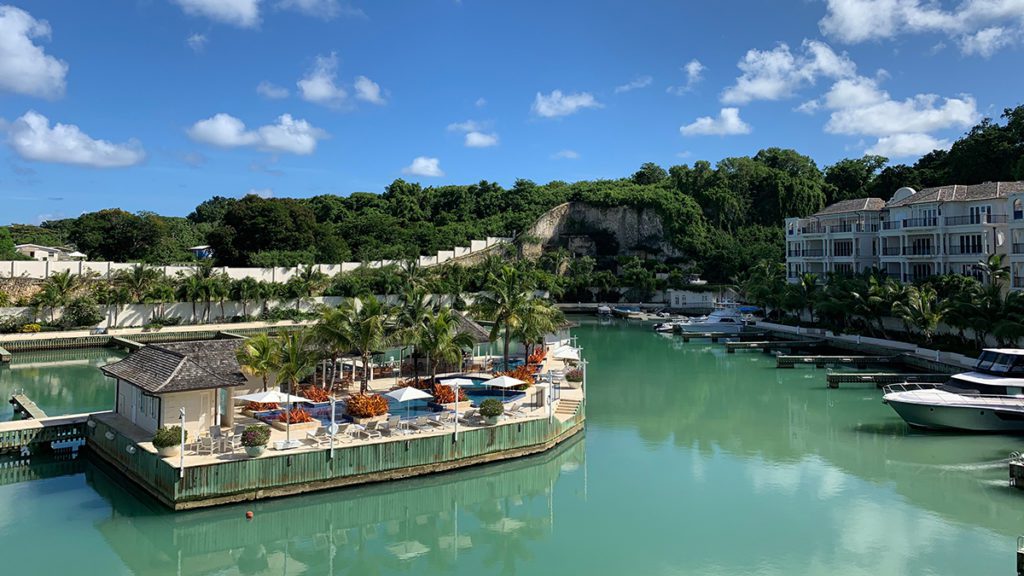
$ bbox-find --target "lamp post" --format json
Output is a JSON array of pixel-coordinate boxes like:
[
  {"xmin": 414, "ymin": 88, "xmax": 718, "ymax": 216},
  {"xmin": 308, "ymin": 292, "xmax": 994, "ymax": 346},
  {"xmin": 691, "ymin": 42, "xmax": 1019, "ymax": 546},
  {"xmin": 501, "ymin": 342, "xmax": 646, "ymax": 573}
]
[
  {"xmin": 329, "ymin": 397, "xmax": 336, "ymax": 460},
  {"xmin": 178, "ymin": 407, "xmax": 185, "ymax": 479}
]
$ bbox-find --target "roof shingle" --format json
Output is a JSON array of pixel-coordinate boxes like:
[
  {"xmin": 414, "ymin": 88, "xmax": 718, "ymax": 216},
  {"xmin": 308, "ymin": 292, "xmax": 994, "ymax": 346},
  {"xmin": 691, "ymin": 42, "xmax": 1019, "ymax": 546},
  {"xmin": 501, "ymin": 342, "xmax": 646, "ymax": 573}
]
[
  {"xmin": 812, "ymin": 197, "xmax": 885, "ymax": 217},
  {"xmin": 885, "ymin": 181, "xmax": 1024, "ymax": 208},
  {"xmin": 101, "ymin": 339, "xmax": 248, "ymax": 394}
]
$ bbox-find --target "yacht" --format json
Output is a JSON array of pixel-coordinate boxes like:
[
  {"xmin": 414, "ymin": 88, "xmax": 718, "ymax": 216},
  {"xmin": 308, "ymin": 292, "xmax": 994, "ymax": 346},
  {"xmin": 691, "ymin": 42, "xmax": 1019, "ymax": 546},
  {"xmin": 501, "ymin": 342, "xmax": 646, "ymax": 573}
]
[
  {"xmin": 675, "ymin": 308, "xmax": 745, "ymax": 334},
  {"xmin": 882, "ymin": 349, "xmax": 1024, "ymax": 432}
]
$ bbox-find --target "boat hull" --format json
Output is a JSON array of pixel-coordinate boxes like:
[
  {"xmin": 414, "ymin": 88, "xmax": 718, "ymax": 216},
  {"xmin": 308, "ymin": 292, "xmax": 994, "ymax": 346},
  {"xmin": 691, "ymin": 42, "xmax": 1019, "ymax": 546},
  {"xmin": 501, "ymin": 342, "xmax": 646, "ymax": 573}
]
[{"xmin": 885, "ymin": 397, "xmax": 1024, "ymax": 432}]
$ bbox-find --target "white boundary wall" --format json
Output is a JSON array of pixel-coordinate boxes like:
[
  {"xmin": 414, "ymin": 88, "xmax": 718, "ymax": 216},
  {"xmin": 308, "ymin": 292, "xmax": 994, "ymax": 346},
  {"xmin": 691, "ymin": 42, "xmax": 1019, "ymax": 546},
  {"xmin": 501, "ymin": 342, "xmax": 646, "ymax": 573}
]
[{"xmin": 0, "ymin": 237, "xmax": 511, "ymax": 281}]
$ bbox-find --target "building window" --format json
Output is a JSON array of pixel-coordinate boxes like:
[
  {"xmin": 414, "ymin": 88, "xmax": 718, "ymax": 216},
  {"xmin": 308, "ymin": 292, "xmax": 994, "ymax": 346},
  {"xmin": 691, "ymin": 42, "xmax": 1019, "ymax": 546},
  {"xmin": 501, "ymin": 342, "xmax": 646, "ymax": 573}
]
[
  {"xmin": 833, "ymin": 240, "xmax": 853, "ymax": 257},
  {"xmin": 834, "ymin": 263, "xmax": 853, "ymax": 275},
  {"xmin": 1015, "ymin": 199, "xmax": 1023, "ymax": 220}
]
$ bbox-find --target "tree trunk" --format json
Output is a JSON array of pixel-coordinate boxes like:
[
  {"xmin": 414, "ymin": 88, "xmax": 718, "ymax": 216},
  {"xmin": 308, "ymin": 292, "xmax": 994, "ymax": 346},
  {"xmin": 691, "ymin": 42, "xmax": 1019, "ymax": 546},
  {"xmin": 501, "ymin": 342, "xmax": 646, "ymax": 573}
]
[
  {"xmin": 262, "ymin": 374, "xmax": 268, "ymax": 393},
  {"xmin": 360, "ymin": 353, "xmax": 370, "ymax": 394},
  {"xmin": 192, "ymin": 301, "xmax": 197, "ymax": 323},
  {"xmin": 503, "ymin": 325, "xmax": 511, "ymax": 372}
]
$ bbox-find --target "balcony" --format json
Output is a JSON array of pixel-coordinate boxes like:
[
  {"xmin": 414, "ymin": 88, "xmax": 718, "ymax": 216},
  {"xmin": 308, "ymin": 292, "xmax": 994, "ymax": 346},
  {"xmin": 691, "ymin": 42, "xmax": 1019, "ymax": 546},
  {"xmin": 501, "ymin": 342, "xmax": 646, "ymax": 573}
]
[
  {"xmin": 800, "ymin": 224, "xmax": 826, "ymax": 235},
  {"xmin": 905, "ymin": 246, "xmax": 938, "ymax": 256},
  {"xmin": 945, "ymin": 214, "xmax": 1009, "ymax": 226},
  {"xmin": 903, "ymin": 217, "xmax": 938, "ymax": 228},
  {"xmin": 787, "ymin": 250, "xmax": 803, "ymax": 257},
  {"xmin": 803, "ymin": 249, "xmax": 825, "ymax": 258},
  {"xmin": 881, "ymin": 246, "xmax": 902, "ymax": 256},
  {"xmin": 881, "ymin": 221, "xmax": 901, "ymax": 230},
  {"xmin": 1014, "ymin": 243, "xmax": 1024, "ymax": 255},
  {"xmin": 948, "ymin": 245, "xmax": 985, "ymax": 256}
]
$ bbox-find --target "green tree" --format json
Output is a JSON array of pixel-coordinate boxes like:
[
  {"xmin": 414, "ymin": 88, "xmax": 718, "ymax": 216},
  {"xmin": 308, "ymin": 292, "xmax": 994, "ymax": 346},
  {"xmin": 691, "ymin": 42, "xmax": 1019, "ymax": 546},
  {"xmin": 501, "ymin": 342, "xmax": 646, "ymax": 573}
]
[
  {"xmin": 418, "ymin": 307, "xmax": 476, "ymax": 382},
  {"xmin": 631, "ymin": 162, "xmax": 669, "ymax": 185},
  {"xmin": 236, "ymin": 333, "xmax": 278, "ymax": 392},
  {"xmin": 472, "ymin": 265, "xmax": 534, "ymax": 370},
  {"xmin": 824, "ymin": 155, "xmax": 887, "ymax": 203},
  {"xmin": 892, "ymin": 285, "xmax": 945, "ymax": 344},
  {"xmin": 339, "ymin": 295, "xmax": 394, "ymax": 393}
]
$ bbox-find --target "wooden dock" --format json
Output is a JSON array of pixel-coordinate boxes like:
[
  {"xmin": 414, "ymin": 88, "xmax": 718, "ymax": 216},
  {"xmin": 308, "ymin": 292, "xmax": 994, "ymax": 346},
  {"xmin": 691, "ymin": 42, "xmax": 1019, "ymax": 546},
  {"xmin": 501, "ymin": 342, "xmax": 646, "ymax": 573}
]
[
  {"xmin": 725, "ymin": 340, "xmax": 824, "ymax": 353},
  {"xmin": 9, "ymin": 394, "xmax": 47, "ymax": 420},
  {"xmin": 824, "ymin": 372, "xmax": 949, "ymax": 388},
  {"xmin": 0, "ymin": 345, "xmax": 10, "ymax": 363},
  {"xmin": 678, "ymin": 331, "xmax": 766, "ymax": 343},
  {"xmin": 110, "ymin": 336, "xmax": 144, "ymax": 352},
  {"xmin": 0, "ymin": 413, "xmax": 91, "ymax": 454},
  {"xmin": 776, "ymin": 354, "xmax": 901, "ymax": 369}
]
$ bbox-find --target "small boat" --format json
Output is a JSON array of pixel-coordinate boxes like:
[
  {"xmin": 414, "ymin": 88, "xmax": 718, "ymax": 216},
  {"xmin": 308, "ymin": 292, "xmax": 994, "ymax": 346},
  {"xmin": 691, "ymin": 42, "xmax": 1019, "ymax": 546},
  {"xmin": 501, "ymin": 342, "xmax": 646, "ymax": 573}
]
[
  {"xmin": 596, "ymin": 305, "xmax": 612, "ymax": 316},
  {"xmin": 612, "ymin": 306, "xmax": 643, "ymax": 319},
  {"xmin": 687, "ymin": 274, "xmax": 707, "ymax": 286},
  {"xmin": 653, "ymin": 322, "xmax": 677, "ymax": 333},
  {"xmin": 883, "ymin": 349, "xmax": 1024, "ymax": 432},
  {"xmin": 675, "ymin": 308, "xmax": 745, "ymax": 334}
]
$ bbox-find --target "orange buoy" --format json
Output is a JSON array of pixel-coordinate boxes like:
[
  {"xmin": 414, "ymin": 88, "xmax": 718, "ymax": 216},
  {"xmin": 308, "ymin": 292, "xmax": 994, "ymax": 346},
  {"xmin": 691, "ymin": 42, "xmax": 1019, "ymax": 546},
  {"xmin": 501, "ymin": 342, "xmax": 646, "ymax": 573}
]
[{"xmin": 246, "ymin": 511, "xmax": 254, "ymax": 520}]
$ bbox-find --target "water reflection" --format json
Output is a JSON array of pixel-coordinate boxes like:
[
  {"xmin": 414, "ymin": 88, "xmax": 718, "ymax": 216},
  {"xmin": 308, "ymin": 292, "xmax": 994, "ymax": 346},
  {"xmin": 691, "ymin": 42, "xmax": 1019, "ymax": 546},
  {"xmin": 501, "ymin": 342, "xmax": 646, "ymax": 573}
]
[
  {"xmin": 579, "ymin": 319, "xmax": 1024, "ymax": 541},
  {"xmin": 0, "ymin": 348, "xmax": 123, "ymax": 418},
  {"xmin": 85, "ymin": 434, "xmax": 585, "ymax": 576}
]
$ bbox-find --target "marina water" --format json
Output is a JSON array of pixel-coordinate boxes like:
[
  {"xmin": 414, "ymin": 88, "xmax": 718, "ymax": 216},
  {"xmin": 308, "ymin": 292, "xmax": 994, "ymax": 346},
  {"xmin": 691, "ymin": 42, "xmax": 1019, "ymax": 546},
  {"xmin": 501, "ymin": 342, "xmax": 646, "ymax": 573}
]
[{"xmin": 0, "ymin": 319, "xmax": 1019, "ymax": 574}]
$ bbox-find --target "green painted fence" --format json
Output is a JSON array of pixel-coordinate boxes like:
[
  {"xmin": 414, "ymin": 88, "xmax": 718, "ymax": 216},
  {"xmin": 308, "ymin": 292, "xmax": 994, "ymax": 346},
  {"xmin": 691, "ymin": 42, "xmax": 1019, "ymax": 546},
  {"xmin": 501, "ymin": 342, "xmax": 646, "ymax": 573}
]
[
  {"xmin": 0, "ymin": 414, "xmax": 90, "ymax": 452},
  {"xmin": 89, "ymin": 410, "xmax": 585, "ymax": 508}
]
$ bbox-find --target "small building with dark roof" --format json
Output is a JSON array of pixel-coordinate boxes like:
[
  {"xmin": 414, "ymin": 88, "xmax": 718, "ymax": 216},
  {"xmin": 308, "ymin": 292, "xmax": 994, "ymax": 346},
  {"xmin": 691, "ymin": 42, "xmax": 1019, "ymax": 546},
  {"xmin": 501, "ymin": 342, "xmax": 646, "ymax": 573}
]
[{"xmin": 101, "ymin": 339, "xmax": 261, "ymax": 436}]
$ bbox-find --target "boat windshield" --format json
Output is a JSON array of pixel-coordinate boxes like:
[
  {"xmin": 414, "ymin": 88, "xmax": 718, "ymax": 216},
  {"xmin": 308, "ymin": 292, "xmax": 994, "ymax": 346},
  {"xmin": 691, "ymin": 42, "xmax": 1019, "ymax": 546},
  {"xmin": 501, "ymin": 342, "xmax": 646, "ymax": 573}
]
[{"xmin": 975, "ymin": 351, "xmax": 1024, "ymax": 373}]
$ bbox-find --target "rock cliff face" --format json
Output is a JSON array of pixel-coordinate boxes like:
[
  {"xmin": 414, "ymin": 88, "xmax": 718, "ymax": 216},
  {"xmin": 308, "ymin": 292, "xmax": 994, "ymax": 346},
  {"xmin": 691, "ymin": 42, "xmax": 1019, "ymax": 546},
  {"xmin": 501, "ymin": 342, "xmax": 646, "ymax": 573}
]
[{"xmin": 523, "ymin": 202, "xmax": 680, "ymax": 259}]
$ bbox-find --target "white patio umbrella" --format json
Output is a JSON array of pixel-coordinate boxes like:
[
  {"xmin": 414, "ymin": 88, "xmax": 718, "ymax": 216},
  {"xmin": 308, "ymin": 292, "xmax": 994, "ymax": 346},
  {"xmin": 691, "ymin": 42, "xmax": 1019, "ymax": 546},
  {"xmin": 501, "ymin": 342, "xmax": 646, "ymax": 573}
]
[
  {"xmin": 385, "ymin": 386, "xmax": 433, "ymax": 424},
  {"xmin": 440, "ymin": 378, "xmax": 474, "ymax": 442},
  {"xmin": 482, "ymin": 374, "xmax": 526, "ymax": 401},
  {"xmin": 551, "ymin": 345, "xmax": 580, "ymax": 361},
  {"xmin": 234, "ymin": 390, "xmax": 309, "ymax": 448}
]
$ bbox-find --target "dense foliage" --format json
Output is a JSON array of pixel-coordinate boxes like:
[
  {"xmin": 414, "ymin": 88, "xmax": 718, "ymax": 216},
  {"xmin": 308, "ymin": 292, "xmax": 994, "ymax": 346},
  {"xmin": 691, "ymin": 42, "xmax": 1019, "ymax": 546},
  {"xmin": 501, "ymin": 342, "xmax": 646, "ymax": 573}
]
[
  {"xmin": 152, "ymin": 425, "xmax": 186, "ymax": 449},
  {"xmin": 3, "ymin": 105, "xmax": 1022, "ymax": 284}
]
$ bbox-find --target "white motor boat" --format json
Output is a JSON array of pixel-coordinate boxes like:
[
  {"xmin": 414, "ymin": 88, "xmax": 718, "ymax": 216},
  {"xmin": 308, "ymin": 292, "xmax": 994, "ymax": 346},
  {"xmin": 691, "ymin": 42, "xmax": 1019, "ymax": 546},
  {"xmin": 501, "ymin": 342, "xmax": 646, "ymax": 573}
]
[
  {"xmin": 675, "ymin": 308, "xmax": 745, "ymax": 334},
  {"xmin": 596, "ymin": 305, "xmax": 612, "ymax": 316},
  {"xmin": 883, "ymin": 349, "xmax": 1024, "ymax": 432}
]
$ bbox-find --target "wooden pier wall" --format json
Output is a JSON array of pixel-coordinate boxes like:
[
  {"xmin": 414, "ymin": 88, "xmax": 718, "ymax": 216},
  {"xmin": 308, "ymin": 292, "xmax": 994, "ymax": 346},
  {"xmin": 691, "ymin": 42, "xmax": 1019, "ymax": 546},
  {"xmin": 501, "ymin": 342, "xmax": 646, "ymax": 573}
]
[
  {"xmin": 87, "ymin": 409, "xmax": 585, "ymax": 510},
  {"xmin": 0, "ymin": 413, "xmax": 92, "ymax": 453}
]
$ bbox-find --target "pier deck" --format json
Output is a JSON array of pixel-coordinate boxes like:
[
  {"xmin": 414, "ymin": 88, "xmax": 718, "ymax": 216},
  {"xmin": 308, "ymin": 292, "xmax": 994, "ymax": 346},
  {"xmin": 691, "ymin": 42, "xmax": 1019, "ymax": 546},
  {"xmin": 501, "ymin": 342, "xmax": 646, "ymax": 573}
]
[
  {"xmin": 0, "ymin": 413, "xmax": 92, "ymax": 454},
  {"xmin": 9, "ymin": 394, "xmax": 47, "ymax": 419},
  {"xmin": 777, "ymin": 354, "xmax": 901, "ymax": 369},
  {"xmin": 678, "ymin": 331, "xmax": 767, "ymax": 343},
  {"xmin": 725, "ymin": 339, "xmax": 824, "ymax": 353},
  {"xmin": 824, "ymin": 371, "xmax": 949, "ymax": 388}
]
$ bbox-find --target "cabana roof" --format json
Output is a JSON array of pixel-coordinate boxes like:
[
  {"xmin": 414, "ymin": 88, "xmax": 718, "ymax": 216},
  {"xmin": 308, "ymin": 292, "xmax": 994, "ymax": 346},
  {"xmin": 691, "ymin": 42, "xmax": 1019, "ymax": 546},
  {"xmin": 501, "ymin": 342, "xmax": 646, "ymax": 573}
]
[
  {"xmin": 101, "ymin": 340, "xmax": 247, "ymax": 394},
  {"xmin": 454, "ymin": 312, "xmax": 492, "ymax": 344}
]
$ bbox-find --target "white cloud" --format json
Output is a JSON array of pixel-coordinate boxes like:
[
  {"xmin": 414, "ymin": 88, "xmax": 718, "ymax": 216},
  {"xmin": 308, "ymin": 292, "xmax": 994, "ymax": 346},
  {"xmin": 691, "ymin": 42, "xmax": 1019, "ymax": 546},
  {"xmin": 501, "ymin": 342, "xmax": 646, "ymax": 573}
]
[
  {"xmin": 552, "ymin": 149, "xmax": 580, "ymax": 160},
  {"xmin": 668, "ymin": 60, "xmax": 705, "ymax": 95},
  {"xmin": 277, "ymin": 0, "xmax": 366, "ymax": 19},
  {"xmin": 447, "ymin": 120, "xmax": 498, "ymax": 147},
  {"xmin": 676, "ymin": 151, "xmax": 692, "ymax": 159},
  {"xmin": 721, "ymin": 40, "xmax": 855, "ymax": 104},
  {"xmin": 447, "ymin": 120, "xmax": 484, "ymax": 132},
  {"xmin": 247, "ymin": 187, "xmax": 274, "ymax": 198},
  {"xmin": 961, "ymin": 26, "xmax": 1014, "ymax": 57},
  {"xmin": 402, "ymin": 156, "xmax": 444, "ymax": 177},
  {"xmin": 464, "ymin": 131, "xmax": 498, "ymax": 148},
  {"xmin": 257, "ymin": 80, "xmax": 289, "ymax": 99},
  {"xmin": 475, "ymin": 97, "xmax": 487, "ymax": 107},
  {"xmin": 187, "ymin": 112, "xmax": 327, "ymax": 155},
  {"xmin": 171, "ymin": 0, "xmax": 260, "ymax": 28},
  {"xmin": 819, "ymin": 0, "xmax": 1024, "ymax": 55},
  {"xmin": 614, "ymin": 75, "xmax": 652, "ymax": 94},
  {"xmin": 0, "ymin": 6, "xmax": 68, "ymax": 99},
  {"xmin": 354, "ymin": 75, "xmax": 386, "ymax": 104},
  {"xmin": 820, "ymin": 77, "xmax": 978, "ymax": 137},
  {"xmin": 680, "ymin": 107, "xmax": 752, "ymax": 136},
  {"xmin": 186, "ymin": 33, "xmax": 207, "ymax": 52},
  {"xmin": 297, "ymin": 52, "xmax": 347, "ymax": 107},
  {"xmin": 7, "ymin": 111, "xmax": 145, "ymax": 168},
  {"xmin": 532, "ymin": 90, "xmax": 602, "ymax": 118},
  {"xmin": 865, "ymin": 133, "xmax": 951, "ymax": 157}
]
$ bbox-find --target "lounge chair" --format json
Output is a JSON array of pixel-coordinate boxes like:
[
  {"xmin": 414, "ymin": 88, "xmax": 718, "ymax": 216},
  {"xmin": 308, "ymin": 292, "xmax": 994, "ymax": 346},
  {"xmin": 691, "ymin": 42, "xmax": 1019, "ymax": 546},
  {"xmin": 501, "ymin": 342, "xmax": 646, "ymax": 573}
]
[
  {"xmin": 382, "ymin": 415, "xmax": 404, "ymax": 436},
  {"xmin": 407, "ymin": 417, "xmax": 432, "ymax": 432},
  {"xmin": 458, "ymin": 409, "xmax": 479, "ymax": 425},
  {"xmin": 358, "ymin": 422, "xmax": 383, "ymax": 440},
  {"xmin": 306, "ymin": 426, "xmax": 333, "ymax": 448},
  {"xmin": 332, "ymin": 423, "xmax": 355, "ymax": 443},
  {"xmin": 507, "ymin": 403, "xmax": 528, "ymax": 418},
  {"xmin": 427, "ymin": 413, "xmax": 450, "ymax": 428}
]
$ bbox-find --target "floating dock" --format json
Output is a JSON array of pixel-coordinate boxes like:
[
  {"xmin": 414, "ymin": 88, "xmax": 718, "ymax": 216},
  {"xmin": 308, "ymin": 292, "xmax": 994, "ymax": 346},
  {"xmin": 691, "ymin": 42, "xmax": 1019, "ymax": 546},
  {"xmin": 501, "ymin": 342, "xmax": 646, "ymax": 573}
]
[
  {"xmin": 678, "ymin": 331, "xmax": 767, "ymax": 343},
  {"xmin": 9, "ymin": 394, "xmax": 47, "ymax": 420},
  {"xmin": 0, "ymin": 345, "xmax": 10, "ymax": 363},
  {"xmin": 0, "ymin": 413, "xmax": 90, "ymax": 454},
  {"xmin": 776, "ymin": 354, "xmax": 901, "ymax": 369},
  {"xmin": 725, "ymin": 340, "xmax": 824, "ymax": 353},
  {"xmin": 824, "ymin": 371, "xmax": 949, "ymax": 388}
]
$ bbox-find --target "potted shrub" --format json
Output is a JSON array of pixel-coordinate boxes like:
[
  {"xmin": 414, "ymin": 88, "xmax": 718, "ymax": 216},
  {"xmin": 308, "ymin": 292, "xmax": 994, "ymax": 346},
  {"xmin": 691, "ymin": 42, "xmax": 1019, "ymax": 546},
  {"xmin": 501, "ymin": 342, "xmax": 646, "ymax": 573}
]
[
  {"xmin": 269, "ymin": 407, "xmax": 320, "ymax": 432},
  {"xmin": 152, "ymin": 425, "xmax": 186, "ymax": 458},
  {"xmin": 344, "ymin": 393, "xmax": 390, "ymax": 425},
  {"xmin": 241, "ymin": 424, "xmax": 271, "ymax": 457},
  {"xmin": 478, "ymin": 398, "xmax": 504, "ymax": 425},
  {"xmin": 565, "ymin": 368, "xmax": 583, "ymax": 388}
]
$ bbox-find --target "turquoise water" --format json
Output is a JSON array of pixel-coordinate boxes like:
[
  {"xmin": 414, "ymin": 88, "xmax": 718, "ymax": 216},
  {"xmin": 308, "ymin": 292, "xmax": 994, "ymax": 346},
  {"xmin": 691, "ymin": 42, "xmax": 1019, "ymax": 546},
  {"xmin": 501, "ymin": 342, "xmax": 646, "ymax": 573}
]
[
  {"xmin": 0, "ymin": 347, "xmax": 125, "ymax": 419},
  {"xmin": 1, "ymin": 319, "xmax": 1021, "ymax": 574}
]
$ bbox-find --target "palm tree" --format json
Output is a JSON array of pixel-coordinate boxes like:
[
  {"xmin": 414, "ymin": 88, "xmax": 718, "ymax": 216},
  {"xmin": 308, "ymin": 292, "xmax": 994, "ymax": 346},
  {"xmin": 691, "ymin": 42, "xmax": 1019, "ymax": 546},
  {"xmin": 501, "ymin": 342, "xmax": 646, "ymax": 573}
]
[
  {"xmin": 395, "ymin": 288, "xmax": 433, "ymax": 382},
  {"xmin": 231, "ymin": 277, "xmax": 260, "ymax": 317},
  {"xmin": 31, "ymin": 283, "xmax": 63, "ymax": 323},
  {"xmin": 513, "ymin": 298, "xmax": 564, "ymax": 359},
  {"xmin": 209, "ymin": 273, "xmax": 230, "ymax": 320},
  {"xmin": 796, "ymin": 272, "xmax": 820, "ymax": 322},
  {"xmin": 741, "ymin": 260, "xmax": 786, "ymax": 319},
  {"xmin": 236, "ymin": 333, "xmax": 278, "ymax": 392},
  {"xmin": 94, "ymin": 281, "xmax": 131, "ymax": 326},
  {"xmin": 116, "ymin": 264, "xmax": 160, "ymax": 304},
  {"xmin": 341, "ymin": 295, "xmax": 394, "ymax": 393},
  {"xmin": 144, "ymin": 279, "xmax": 176, "ymax": 323},
  {"xmin": 176, "ymin": 266, "xmax": 214, "ymax": 323},
  {"xmin": 472, "ymin": 265, "xmax": 533, "ymax": 370},
  {"xmin": 891, "ymin": 285, "xmax": 945, "ymax": 344},
  {"xmin": 312, "ymin": 305, "xmax": 353, "ymax": 389},
  {"xmin": 976, "ymin": 253, "xmax": 1010, "ymax": 287},
  {"xmin": 287, "ymin": 264, "xmax": 327, "ymax": 312},
  {"xmin": 418, "ymin": 307, "xmax": 476, "ymax": 382}
]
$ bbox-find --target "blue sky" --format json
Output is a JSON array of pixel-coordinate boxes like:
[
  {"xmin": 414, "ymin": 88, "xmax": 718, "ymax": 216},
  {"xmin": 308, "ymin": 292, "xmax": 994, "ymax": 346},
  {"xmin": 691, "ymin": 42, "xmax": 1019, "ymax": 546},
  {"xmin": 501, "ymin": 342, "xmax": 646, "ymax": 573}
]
[{"xmin": 1, "ymin": 0, "xmax": 1022, "ymax": 224}]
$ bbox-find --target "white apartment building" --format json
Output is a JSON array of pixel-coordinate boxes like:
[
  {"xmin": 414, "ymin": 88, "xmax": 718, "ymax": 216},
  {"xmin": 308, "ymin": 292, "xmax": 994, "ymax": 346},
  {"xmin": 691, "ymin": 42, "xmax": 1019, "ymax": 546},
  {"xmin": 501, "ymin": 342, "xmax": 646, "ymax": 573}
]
[{"xmin": 786, "ymin": 181, "xmax": 1024, "ymax": 287}]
